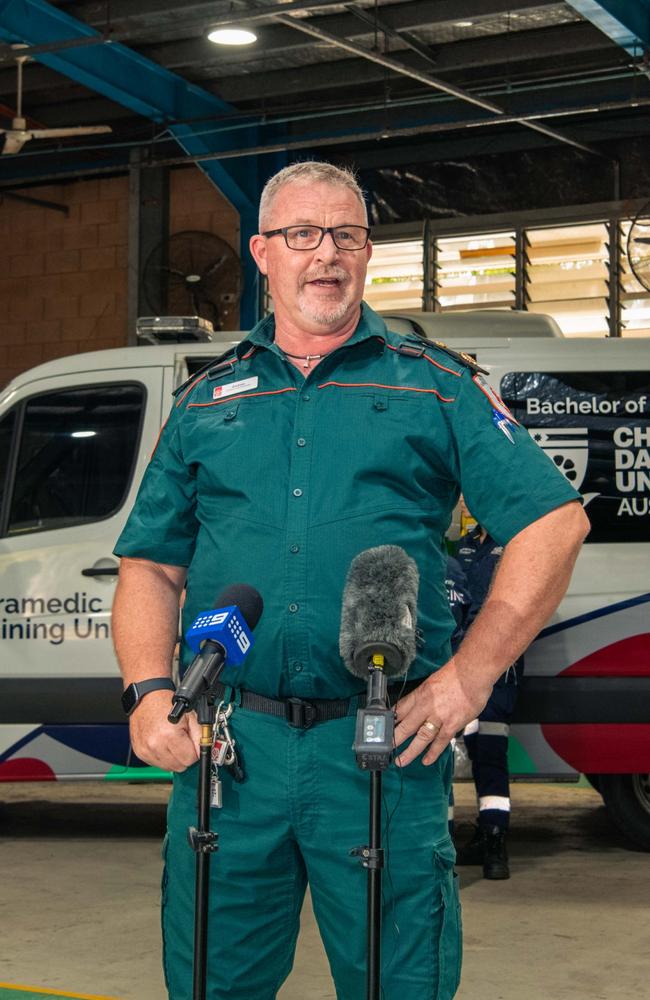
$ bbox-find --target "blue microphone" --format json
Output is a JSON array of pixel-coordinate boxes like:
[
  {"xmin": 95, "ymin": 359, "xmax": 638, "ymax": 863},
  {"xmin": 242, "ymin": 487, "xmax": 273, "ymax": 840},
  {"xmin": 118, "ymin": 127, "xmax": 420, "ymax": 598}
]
[{"xmin": 168, "ymin": 583, "xmax": 263, "ymax": 723}]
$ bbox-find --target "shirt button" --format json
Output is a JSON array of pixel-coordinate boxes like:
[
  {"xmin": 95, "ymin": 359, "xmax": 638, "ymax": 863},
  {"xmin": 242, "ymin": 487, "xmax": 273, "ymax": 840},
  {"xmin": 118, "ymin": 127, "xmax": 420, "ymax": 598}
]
[
  {"xmin": 293, "ymin": 661, "xmax": 303, "ymax": 673},
  {"xmin": 290, "ymin": 544, "xmax": 300, "ymax": 553},
  {"xmin": 297, "ymin": 437, "xmax": 306, "ymax": 447},
  {"xmin": 293, "ymin": 488, "xmax": 303, "ymax": 497},
  {"xmin": 288, "ymin": 602, "xmax": 299, "ymax": 613},
  {"xmin": 302, "ymin": 394, "xmax": 311, "ymax": 402}
]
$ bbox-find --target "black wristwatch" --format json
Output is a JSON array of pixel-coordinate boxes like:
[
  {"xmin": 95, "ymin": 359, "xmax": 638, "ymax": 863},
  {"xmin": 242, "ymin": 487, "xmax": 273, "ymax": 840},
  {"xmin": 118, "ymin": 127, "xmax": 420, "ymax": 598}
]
[{"xmin": 121, "ymin": 677, "xmax": 176, "ymax": 716}]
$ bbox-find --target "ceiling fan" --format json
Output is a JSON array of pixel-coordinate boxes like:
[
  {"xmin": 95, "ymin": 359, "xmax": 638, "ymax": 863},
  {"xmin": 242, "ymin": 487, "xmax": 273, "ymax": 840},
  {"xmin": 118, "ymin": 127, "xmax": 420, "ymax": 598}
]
[{"xmin": 0, "ymin": 53, "xmax": 112, "ymax": 155}]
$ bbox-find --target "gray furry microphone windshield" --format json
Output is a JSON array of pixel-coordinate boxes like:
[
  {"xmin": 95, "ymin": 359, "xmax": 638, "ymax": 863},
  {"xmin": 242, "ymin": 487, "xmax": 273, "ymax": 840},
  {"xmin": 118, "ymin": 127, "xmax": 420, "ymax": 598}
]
[{"xmin": 339, "ymin": 545, "xmax": 419, "ymax": 678}]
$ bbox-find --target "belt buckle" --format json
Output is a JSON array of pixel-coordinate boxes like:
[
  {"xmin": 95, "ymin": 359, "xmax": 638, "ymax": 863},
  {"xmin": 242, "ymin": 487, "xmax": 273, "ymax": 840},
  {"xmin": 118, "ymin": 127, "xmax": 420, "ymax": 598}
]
[{"xmin": 286, "ymin": 697, "xmax": 317, "ymax": 730}]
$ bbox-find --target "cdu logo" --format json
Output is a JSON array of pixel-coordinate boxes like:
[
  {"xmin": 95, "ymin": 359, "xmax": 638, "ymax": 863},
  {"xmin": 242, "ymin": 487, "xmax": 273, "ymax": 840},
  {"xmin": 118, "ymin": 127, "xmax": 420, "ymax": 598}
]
[{"xmin": 529, "ymin": 427, "xmax": 589, "ymax": 490}]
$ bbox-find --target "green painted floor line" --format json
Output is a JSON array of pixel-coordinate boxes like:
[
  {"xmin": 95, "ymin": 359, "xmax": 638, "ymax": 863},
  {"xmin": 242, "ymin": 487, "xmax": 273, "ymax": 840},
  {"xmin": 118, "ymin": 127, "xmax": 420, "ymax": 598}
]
[{"xmin": 0, "ymin": 984, "xmax": 120, "ymax": 1000}]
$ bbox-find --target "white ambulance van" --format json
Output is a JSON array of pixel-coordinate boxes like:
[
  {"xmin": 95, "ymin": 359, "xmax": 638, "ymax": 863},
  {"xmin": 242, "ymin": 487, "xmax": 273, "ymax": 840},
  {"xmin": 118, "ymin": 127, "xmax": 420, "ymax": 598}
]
[{"xmin": 1, "ymin": 312, "xmax": 648, "ymax": 848}]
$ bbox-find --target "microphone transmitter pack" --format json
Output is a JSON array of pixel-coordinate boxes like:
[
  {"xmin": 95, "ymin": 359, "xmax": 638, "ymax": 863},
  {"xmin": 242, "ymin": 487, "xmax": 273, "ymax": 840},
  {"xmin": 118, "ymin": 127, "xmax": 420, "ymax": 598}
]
[
  {"xmin": 353, "ymin": 665, "xmax": 394, "ymax": 771},
  {"xmin": 353, "ymin": 706, "xmax": 394, "ymax": 770}
]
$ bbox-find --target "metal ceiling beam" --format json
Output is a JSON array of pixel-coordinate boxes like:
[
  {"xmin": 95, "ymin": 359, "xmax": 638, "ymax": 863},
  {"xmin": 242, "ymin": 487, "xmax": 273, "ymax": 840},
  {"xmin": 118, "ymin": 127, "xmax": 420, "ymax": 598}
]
[
  {"xmin": 342, "ymin": 2, "xmax": 440, "ymax": 70},
  {"xmin": 69, "ymin": 0, "xmax": 347, "ymax": 29},
  {"xmin": 66, "ymin": 0, "xmax": 557, "ymax": 36},
  {"xmin": 138, "ymin": 5, "xmax": 595, "ymax": 76},
  {"xmin": 566, "ymin": 1, "xmax": 650, "ymax": 55},
  {"xmin": 99, "ymin": 96, "xmax": 643, "ymax": 170},
  {"xmin": 211, "ymin": 23, "xmax": 614, "ymax": 102},
  {"xmin": 208, "ymin": 0, "xmax": 558, "ymax": 31},
  {"xmin": 271, "ymin": 11, "xmax": 603, "ymax": 155}
]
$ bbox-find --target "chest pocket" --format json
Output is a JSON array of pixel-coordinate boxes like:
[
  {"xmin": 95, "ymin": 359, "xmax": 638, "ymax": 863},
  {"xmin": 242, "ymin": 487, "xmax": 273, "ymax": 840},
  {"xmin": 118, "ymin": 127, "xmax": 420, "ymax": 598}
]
[
  {"xmin": 310, "ymin": 388, "xmax": 451, "ymax": 526},
  {"xmin": 185, "ymin": 394, "xmax": 294, "ymax": 529}
]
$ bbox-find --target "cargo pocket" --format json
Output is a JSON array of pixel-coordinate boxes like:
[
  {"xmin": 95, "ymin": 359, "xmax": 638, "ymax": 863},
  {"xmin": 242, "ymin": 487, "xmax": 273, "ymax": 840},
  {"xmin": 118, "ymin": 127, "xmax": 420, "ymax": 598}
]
[{"xmin": 432, "ymin": 838, "xmax": 462, "ymax": 999}]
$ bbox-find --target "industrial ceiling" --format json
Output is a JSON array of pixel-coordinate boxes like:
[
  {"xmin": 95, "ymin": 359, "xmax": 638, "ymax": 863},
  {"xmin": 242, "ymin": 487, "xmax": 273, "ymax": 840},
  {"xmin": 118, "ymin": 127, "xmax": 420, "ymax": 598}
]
[{"xmin": 0, "ymin": 0, "xmax": 648, "ymax": 216}]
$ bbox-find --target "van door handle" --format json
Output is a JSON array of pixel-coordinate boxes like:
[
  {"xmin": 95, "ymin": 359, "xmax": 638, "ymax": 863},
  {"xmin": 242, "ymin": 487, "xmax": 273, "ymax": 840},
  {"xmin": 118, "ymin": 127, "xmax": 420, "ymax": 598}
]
[{"xmin": 81, "ymin": 565, "xmax": 119, "ymax": 577}]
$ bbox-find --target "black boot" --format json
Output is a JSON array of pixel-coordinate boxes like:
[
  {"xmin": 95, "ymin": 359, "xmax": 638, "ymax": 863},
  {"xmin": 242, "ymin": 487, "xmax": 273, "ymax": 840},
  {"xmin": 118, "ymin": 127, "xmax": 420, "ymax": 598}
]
[
  {"xmin": 482, "ymin": 825, "xmax": 510, "ymax": 880},
  {"xmin": 455, "ymin": 822, "xmax": 484, "ymax": 866}
]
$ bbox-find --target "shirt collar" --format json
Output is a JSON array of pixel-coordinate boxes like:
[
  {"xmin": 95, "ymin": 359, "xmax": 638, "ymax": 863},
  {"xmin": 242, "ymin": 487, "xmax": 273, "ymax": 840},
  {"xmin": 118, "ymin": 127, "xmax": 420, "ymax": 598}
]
[{"xmin": 237, "ymin": 301, "xmax": 389, "ymax": 357}]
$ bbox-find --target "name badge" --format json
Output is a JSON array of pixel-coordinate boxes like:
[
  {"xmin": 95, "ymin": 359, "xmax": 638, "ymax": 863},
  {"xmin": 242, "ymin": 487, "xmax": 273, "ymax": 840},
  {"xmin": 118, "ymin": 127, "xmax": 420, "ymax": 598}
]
[{"xmin": 213, "ymin": 376, "xmax": 259, "ymax": 400}]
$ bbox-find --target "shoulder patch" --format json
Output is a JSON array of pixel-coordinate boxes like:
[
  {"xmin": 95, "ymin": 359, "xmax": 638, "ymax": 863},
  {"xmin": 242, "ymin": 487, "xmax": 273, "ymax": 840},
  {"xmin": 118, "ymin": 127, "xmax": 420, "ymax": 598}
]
[
  {"xmin": 472, "ymin": 373, "xmax": 519, "ymax": 426},
  {"xmin": 429, "ymin": 340, "xmax": 489, "ymax": 376}
]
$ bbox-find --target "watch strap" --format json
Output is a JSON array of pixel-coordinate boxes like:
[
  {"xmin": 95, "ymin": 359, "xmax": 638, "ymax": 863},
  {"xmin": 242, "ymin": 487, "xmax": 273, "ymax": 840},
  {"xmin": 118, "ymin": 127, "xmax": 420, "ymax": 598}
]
[{"xmin": 122, "ymin": 677, "xmax": 176, "ymax": 716}]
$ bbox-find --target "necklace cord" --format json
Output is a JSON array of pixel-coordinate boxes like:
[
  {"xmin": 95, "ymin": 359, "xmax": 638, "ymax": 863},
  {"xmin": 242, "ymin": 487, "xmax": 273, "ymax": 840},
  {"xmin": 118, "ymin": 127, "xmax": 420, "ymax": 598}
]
[{"xmin": 281, "ymin": 349, "xmax": 325, "ymax": 361}]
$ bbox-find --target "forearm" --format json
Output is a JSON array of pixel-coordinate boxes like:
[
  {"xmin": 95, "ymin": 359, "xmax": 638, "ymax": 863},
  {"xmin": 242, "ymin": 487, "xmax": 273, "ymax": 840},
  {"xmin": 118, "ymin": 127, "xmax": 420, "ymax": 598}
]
[
  {"xmin": 453, "ymin": 500, "xmax": 589, "ymax": 701},
  {"xmin": 395, "ymin": 500, "xmax": 589, "ymax": 766},
  {"xmin": 112, "ymin": 557, "xmax": 186, "ymax": 684}
]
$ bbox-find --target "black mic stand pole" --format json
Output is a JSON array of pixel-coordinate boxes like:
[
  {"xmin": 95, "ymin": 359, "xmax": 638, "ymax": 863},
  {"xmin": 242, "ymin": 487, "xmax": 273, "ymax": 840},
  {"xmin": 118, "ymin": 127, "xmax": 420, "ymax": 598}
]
[
  {"xmin": 367, "ymin": 766, "xmax": 383, "ymax": 1000},
  {"xmin": 186, "ymin": 693, "xmax": 219, "ymax": 1000},
  {"xmin": 352, "ymin": 657, "xmax": 393, "ymax": 1000}
]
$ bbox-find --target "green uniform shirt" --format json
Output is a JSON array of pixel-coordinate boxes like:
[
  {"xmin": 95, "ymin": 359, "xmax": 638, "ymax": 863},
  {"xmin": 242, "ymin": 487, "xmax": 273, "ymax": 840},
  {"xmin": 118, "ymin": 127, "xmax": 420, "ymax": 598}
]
[{"xmin": 115, "ymin": 303, "xmax": 579, "ymax": 699}]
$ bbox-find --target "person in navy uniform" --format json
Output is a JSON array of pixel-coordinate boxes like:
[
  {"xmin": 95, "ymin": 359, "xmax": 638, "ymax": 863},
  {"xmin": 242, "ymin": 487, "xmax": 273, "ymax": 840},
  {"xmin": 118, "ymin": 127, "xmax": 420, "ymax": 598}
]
[
  {"xmin": 452, "ymin": 497, "xmax": 524, "ymax": 880},
  {"xmin": 445, "ymin": 555, "xmax": 472, "ymax": 654}
]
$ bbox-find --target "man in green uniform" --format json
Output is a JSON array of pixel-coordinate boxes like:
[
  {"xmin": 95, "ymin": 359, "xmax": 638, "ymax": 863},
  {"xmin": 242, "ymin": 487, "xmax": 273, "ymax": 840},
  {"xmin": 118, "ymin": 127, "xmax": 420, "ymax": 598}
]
[{"xmin": 113, "ymin": 161, "xmax": 589, "ymax": 1000}]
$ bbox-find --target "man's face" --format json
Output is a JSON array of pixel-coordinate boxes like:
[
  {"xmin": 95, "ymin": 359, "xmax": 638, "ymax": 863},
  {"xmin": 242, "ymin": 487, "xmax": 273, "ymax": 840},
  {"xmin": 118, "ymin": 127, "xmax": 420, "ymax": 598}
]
[{"xmin": 250, "ymin": 180, "xmax": 372, "ymax": 336}]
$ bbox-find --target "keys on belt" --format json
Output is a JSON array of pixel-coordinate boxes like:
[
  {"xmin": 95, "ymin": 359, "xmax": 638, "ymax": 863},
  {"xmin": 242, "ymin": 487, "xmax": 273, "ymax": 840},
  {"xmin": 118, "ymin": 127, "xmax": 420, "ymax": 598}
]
[{"xmin": 210, "ymin": 702, "xmax": 245, "ymax": 808}]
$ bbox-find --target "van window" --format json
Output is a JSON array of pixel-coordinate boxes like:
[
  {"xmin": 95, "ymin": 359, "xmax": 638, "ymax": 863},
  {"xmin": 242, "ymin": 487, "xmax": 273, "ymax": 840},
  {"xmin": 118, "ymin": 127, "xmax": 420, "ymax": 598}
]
[
  {"xmin": 501, "ymin": 371, "xmax": 650, "ymax": 543},
  {"xmin": 0, "ymin": 409, "xmax": 16, "ymax": 512},
  {"xmin": 3, "ymin": 383, "xmax": 145, "ymax": 535}
]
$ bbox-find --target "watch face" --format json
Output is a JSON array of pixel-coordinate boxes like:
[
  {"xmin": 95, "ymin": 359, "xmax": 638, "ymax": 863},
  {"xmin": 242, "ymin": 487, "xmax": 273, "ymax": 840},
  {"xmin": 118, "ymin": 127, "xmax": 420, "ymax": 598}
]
[{"xmin": 121, "ymin": 684, "xmax": 138, "ymax": 715}]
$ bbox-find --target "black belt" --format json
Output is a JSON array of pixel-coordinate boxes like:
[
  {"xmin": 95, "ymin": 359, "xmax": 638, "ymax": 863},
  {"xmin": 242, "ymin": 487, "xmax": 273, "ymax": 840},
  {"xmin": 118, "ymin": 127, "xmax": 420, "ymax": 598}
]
[{"xmin": 211, "ymin": 678, "xmax": 423, "ymax": 730}]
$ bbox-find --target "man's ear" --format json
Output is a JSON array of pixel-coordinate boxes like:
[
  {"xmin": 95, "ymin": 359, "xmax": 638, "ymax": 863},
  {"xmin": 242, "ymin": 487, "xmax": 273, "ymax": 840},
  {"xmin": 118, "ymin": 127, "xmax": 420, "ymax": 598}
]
[{"xmin": 249, "ymin": 233, "xmax": 268, "ymax": 275}]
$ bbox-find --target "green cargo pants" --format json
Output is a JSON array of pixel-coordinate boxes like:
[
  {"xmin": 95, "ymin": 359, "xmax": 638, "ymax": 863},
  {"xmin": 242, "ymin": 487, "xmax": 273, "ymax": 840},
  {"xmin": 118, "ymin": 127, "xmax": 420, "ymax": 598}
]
[{"xmin": 162, "ymin": 704, "xmax": 462, "ymax": 1000}]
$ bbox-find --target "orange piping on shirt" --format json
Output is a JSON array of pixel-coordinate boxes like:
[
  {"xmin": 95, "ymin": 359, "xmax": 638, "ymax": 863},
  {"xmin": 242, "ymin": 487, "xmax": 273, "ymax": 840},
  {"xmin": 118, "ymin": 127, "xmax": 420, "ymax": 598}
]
[
  {"xmin": 176, "ymin": 372, "xmax": 209, "ymax": 407},
  {"xmin": 317, "ymin": 380, "xmax": 455, "ymax": 403},
  {"xmin": 150, "ymin": 418, "xmax": 168, "ymax": 460},
  {"xmin": 382, "ymin": 341, "xmax": 462, "ymax": 377},
  {"xmin": 187, "ymin": 387, "xmax": 298, "ymax": 408}
]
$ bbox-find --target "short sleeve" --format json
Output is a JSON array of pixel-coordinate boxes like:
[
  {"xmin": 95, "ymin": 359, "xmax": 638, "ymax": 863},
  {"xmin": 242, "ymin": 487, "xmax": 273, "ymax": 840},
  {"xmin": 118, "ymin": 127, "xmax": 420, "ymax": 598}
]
[
  {"xmin": 446, "ymin": 369, "xmax": 581, "ymax": 546},
  {"xmin": 114, "ymin": 401, "xmax": 199, "ymax": 566}
]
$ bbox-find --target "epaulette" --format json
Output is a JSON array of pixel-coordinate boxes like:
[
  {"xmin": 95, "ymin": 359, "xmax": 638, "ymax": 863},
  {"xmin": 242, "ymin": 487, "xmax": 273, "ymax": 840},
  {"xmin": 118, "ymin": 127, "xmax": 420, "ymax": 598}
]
[
  {"xmin": 172, "ymin": 346, "xmax": 239, "ymax": 398},
  {"xmin": 426, "ymin": 339, "xmax": 489, "ymax": 376}
]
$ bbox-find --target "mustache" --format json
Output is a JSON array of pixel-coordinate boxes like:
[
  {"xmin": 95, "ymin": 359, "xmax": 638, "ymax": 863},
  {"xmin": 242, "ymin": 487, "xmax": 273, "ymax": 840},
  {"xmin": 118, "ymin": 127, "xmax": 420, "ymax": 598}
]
[{"xmin": 300, "ymin": 266, "xmax": 349, "ymax": 287}]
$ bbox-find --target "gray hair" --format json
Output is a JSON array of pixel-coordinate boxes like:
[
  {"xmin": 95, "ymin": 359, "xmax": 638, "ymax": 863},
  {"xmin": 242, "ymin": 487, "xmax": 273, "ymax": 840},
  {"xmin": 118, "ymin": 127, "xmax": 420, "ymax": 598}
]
[{"xmin": 258, "ymin": 161, "xmax": 367, "ymax": 231}]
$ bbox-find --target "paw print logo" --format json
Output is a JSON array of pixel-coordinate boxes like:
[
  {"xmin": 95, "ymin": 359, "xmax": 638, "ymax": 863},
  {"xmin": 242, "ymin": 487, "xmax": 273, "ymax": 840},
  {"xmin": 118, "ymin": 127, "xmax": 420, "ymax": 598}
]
[
  {"xmin": 552, "ymin": 454, "xmax": 578, "ymax": 482},
  {"xmin": 529, "ymin": 428, "xmax": 589, "ymax": 491}
]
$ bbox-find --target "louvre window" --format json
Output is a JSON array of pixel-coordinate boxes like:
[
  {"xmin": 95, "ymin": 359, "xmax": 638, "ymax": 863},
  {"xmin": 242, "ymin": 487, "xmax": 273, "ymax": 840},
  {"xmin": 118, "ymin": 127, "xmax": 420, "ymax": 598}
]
[
  {"xmin": 364, "ymin": 239, "xmax": 424, "ymax": 312},
  {"xmin": 435, "ymin": 232, "xmax": 516, "ymax": 311},
  {"xmin": 620, "ymin": 219, "xmax": 650, "ymax": 338},
  {"xmin": 524, "ymin": 223, "xmax": 610, "ymax": 336}
]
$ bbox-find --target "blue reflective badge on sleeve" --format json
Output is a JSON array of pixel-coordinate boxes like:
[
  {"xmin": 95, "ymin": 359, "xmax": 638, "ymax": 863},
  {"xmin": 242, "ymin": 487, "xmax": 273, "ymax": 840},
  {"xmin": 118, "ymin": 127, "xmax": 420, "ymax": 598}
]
[{"xmin": 492, "ymin": 408, "xmax": 515, "ymax": 443}]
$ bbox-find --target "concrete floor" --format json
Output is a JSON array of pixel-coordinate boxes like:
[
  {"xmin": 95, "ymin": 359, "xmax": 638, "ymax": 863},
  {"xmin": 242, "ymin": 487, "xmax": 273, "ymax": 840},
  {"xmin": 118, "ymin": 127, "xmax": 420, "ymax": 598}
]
[{"xmin": 0, "ymin": 780, "xmax": 647, "ymax": 1000}]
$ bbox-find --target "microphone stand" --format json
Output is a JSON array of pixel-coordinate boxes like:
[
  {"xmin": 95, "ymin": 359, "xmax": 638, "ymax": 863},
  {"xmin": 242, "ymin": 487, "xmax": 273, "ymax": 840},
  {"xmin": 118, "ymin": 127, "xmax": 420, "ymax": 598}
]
[
  {"xmin": 168, "ymin": 644, "xmax": 229, "ymax": 1000},
  {"xmin": 351, "ymin": 657, "xmax": 394, "ymax": 1000},
  {"xmin": 184, "ymin": 693, "xmax": 219, "ymax": 1000}
]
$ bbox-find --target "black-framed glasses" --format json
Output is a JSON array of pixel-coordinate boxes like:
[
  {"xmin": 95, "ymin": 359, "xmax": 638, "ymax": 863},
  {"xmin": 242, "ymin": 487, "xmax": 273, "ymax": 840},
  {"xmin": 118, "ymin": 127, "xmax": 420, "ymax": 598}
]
[{"xmin": 262, "ymin": 224, "xmax": 371, "ymax": 251}]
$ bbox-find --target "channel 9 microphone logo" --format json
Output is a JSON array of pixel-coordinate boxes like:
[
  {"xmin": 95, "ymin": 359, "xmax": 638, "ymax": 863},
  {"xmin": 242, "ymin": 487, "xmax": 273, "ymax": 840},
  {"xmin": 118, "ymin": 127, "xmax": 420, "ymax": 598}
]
[{"xmin": 186, "ymin": 606, "xmax": 254, "ymax": 665}]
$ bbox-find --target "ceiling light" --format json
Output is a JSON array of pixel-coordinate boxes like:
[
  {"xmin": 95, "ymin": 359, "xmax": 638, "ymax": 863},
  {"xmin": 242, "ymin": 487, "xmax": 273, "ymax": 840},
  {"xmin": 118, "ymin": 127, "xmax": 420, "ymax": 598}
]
[
  {"xmin": 207, "ymin": 27, "xmax": 257, "ymax": 45},
  {"xmin": 455, "ymin": 21, "xmax": 474, "ymax": 28}
]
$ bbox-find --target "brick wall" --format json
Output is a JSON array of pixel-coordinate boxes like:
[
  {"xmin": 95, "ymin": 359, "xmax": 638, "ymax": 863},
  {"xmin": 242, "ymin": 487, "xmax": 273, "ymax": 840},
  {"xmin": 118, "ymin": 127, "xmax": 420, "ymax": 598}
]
[
  {"xmin": 0, "ymin": 175, "xmax": 129, "ymax": 388},
  {"xmin": 0, "ymin": 165, "xmax": 242, "ymax": 388}
]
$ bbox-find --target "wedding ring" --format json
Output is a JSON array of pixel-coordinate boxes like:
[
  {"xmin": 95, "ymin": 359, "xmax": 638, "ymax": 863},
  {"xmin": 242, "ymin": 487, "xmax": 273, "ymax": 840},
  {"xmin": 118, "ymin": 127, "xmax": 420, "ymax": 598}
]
[{"xmin": 421, "ymin": 720, "xmax": 440, "ymax": 736}]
